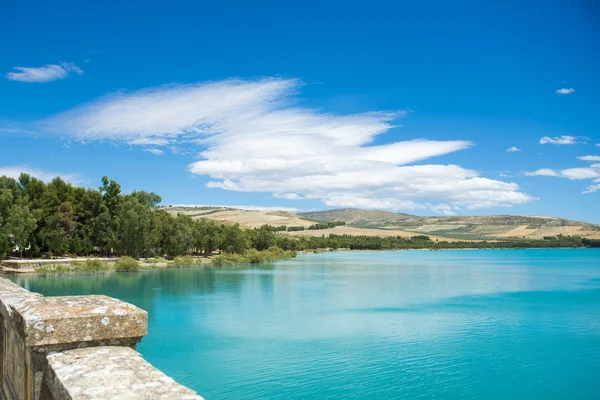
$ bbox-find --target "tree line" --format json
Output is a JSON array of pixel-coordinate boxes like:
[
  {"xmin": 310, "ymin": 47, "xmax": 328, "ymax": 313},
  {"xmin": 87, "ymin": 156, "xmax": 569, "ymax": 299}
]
[
  {"xmin": 0, "ymin": 174, "xmax": 284, "ymax": 259},
  {"xmin": 1, "ymin": 174, "xmax": 598, "ymax": 261}
]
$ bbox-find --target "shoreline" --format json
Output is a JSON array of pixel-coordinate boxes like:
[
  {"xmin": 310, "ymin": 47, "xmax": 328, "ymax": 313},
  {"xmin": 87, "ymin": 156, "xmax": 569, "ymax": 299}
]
[{"xmin": 3, "ymin": 246, "xmax": 598, "ymax": 276}]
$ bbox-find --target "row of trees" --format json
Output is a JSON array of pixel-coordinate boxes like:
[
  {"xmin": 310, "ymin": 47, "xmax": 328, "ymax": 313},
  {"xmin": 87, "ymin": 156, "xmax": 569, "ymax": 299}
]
[
  {"xmin": 277, "ymin": 234, "xmax": 599, "ymax": 251},
  {"xmin": 1, "ymin": 173, "xmax": 598, "ymax": 260},
  {"xmin": 0, "ymin": 174, "xmax": 283, "ymax": 259},
  {"xmin": 262, "ymin": 221, "xmax": 346, "ymax": 232}
]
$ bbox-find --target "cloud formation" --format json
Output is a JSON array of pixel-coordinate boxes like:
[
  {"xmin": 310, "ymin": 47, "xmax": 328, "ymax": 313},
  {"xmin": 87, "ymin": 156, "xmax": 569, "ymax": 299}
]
[
  {"xmin": 506, "ymin": 146, "xmax": 520, "ymax": 152},
  {"xmin": 0, "ymin": 166, "xmax": 85, "ymax": 185},
  {"xmin": 143, "ymin": 148, "xmax": 164, "ymax": 156},
  {"xmin": 42, "ymin": 78, "xmax": 533, "ymax": 213},
  {"xmin": 273, "ymin": 193, "xmax": 303, "ymax": 200},
  {"xmin": 555, "ymin": 88, "xmax": 575, "ymax": 95},
  {"xmin": 6, "ymin": 62, "xmax": 83, "ymax": 83},
  {"xmin": 578, "ymin": 155, "xmax": 600, "ymax": 162},
  {"xmin": 524, "ymin": 168, "xmax": 559, "ymax": 177},
  {"xmin": 539, "ymin": 135, "xmax": 577, "ymax": 145},
  {"xmin": 524, "ymin": 157, "xmax": 600, "ymax": 193}
]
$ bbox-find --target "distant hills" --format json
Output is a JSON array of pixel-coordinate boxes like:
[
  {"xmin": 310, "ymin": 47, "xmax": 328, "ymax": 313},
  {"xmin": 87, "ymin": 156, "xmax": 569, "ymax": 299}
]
[
  {"xmin": 163, "ymin": 206, "xmax": 600, "ymax": 241},
  {"xmin": 298, "ymin": 208, "xmax": 600, "ymax": 240}
]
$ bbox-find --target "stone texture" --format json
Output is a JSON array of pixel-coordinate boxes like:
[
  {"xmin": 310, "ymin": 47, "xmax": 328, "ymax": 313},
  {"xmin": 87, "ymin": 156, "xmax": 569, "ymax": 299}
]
[
  {"xmin": 45, "ymin": 347, "xmax": 203, "ymax": 400},
  {"xmin": 18, "ymin": 295, "xmax": 147, "ymax": 347},
  {"xmin": 0, "ymin": 277, "xmax": 200, "ymax": 400}
]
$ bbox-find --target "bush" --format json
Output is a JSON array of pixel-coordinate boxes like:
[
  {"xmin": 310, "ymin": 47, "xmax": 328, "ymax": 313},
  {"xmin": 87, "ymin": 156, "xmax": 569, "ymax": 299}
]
[
  {"xmin": 114, "ymin": 256, "xmax": 140, "ymax": 272},
  {"xmin": 82, "ymin": 259, "xmax": 110, "ymax": 272},
  {"xmin": 211, "ymin": 253, "xmax": 249, "ymax": 266},
  {"xmin": 211, "ymin": 247, "xmax": 296, "ymax": 266},
  {"xmin": 37, "ymin": 264, "xmax": 71, "ymax": 274},
  {"xmin": 37, "ymin": 259, "xmax": 110, "ymax": 274},
  {"xmin": 172, "ymin": 255, "xmax": 199, "ymax": 267}
]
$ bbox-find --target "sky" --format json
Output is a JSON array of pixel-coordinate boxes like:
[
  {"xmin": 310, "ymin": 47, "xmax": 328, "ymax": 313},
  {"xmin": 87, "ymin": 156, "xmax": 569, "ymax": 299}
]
[{"xmin": 1, "ymin": 0, "xmax": 599, "ymax": 222}]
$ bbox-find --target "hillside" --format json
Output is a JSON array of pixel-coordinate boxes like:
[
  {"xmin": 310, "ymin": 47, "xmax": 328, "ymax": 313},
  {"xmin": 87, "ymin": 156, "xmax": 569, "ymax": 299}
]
[
  {"xmin": 163, "ymin": 206, "xmax": 600, "ymax": 241},
  {"xmin": 300, "ymin": 208, "xmax": 413, "ymax": 223},
  {"xmin": 163, "ymin": 206, "xmax": 313, "ymax": 229},
  {"xmin": 298, "ymin": 209, "xmax": 600, "ymax": 240}
]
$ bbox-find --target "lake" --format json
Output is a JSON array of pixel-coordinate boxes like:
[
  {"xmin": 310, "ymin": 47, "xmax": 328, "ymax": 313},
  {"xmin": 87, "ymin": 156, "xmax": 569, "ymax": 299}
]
[{"xmin": 10, "ymin": 249, "xmax": 600, "ymax": 399}]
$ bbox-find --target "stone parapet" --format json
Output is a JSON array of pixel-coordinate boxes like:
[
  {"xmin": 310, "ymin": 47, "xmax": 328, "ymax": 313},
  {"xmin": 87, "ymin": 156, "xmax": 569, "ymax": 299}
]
[
  {"xmin": 0, "ymin": 277, "xmax": 202, "ymax": 400},
  {"xmin": 44, "ymin": 347, "xmax": 202, "ymax": 399}
]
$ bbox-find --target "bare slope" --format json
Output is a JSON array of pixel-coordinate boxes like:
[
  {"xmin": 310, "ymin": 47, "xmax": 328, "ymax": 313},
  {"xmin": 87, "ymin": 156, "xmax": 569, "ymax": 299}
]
[
  {"xmin": 163, "ymin": 206, "xmax": 313, "ymax": 229},
  {"xmin": 163, "ymin": 206, "xmax": 600, "ymax": 240},
  {"xmin": 298, "ymin": 209, "xmax": 600, "ymax": 240}
]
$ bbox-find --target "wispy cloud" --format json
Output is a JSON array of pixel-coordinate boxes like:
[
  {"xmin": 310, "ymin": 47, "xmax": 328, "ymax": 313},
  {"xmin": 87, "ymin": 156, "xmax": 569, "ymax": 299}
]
[
  {"xmin": 130, "ymin": 138, "xmax": 170, "ymax": 146},
  {"xmin": 273, "ymin": 193, "xmax": 303, "ymax": 200},
  {"xmin": 0, "ymin": 165, "xmax": 85, "ymax": 185},
  {"xmin": 539, "ymin": 135, "xmax": 578, "ymax": 145},
  {"xmin": 5, "ymin": 62, "xmax": 83, "ymax": 83},
  {"xmin": 41, "ymin": 78, "xmax": 533, "ymax": 212},
  {"xmin": 524, "ymin": 168, "xmax": 559, "ymax": 177},
  {"xmin": 524, "ymin": 157, "xmax": 600, "ymax": 193},
  {"xmin": 555, "ymin": 88, "xmax": 575, "ymax": 95},
  {"xmin": 578, "ymin": 155, "xmax": 600, "ymax": 162},
  {"xmin": 506, "ymin": 146, "xmax": 521, "ymax": 152},
  {"xmin": 143, "ymin": 148, "xmax": 164, "ymax": 156}
]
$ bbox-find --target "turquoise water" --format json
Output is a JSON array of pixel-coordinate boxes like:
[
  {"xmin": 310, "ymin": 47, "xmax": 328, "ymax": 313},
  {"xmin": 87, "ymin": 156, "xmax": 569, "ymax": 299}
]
[{"xmin": 10, "ymin": 249, "xmax": 600, "ymax": 399}]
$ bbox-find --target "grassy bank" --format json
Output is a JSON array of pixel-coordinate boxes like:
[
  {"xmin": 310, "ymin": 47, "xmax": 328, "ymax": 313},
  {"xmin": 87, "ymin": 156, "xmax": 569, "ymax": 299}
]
[
  {"xmin": 12, "ymin": 247, "xmax": 296, "ymax": 274},
  {"xmin": 207, "ymin": 247, "xmax": 296, "ymax": 266}
]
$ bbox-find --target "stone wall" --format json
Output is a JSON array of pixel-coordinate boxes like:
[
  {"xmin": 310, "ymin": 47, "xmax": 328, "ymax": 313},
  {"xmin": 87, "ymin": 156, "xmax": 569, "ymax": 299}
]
[{"xmin": 0, "ymin": 277, "xmax": 202, "ymax": 400}]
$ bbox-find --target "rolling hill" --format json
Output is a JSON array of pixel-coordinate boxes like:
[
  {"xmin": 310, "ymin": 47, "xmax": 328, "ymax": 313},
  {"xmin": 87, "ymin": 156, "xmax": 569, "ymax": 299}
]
[
  {"xmin": 163, "ymin": 206, "xmax": 600, "ymax": 241},
  {"xmin": 298, "ymin": 208, "xmax": 600, "ymax": 240}
]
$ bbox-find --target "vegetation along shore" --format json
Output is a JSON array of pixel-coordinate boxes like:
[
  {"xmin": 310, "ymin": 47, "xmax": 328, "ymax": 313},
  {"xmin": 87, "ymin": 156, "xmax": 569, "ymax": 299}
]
[{"xmin": 1, "ymin": 174, "xmax": 599, "ymax": 274}]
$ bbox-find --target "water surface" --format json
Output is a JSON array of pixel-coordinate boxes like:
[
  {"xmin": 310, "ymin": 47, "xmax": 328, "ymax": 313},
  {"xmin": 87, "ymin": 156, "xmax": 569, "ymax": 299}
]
[{"xmin": 11, "ymin": 249, "xmax": 600, "ymax": 399}]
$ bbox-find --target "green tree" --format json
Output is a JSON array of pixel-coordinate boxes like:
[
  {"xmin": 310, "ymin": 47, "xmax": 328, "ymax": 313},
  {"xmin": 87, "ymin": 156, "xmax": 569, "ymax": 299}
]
[
  {"xmin": 115, "ymin": 197, "xmax": 157, "ymax": 257},
  {"xmin": 6, "ymin": 199, "xmax": 37, "ymax": 258},
  {"xmin": 222, "ymin": 224, "xmax": 250, "ymax": 254},
  {"xmin": 251, "ymin": 226, "xmax": 277, "ymax": 251},
  {"xmin": 131, "ymin": 190, "xmax": 162, "ymax": 208}
]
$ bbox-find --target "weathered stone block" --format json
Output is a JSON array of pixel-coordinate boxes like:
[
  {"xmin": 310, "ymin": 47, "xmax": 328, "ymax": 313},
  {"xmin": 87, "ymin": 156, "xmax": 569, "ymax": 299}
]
[
  {"xmin": 0, "ymin": 277, "xmax": 201, "ymax": 400},
  {"xmin": 45, "ymin": 347, "xmax": 203, "ymax": 400}
]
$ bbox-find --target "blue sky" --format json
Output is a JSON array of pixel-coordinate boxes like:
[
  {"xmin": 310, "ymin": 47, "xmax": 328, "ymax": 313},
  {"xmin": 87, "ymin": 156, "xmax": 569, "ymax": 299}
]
[{"xmin": 1, "ymin": 0, "xmax": 599, "ymax": 222}]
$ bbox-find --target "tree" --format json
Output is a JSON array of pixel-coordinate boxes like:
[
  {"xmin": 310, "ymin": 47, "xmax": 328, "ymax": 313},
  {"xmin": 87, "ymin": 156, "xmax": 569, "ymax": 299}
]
[
  {"xmin": 251, "ymin": 226, "xmax": 277, "ymax": 251},
  {"xmin": 5, "ymin": 199, "xmax": 37, "ymax": 258},
  {"xmin": 222, "ymin": 224, "xmax": 250, "ymax": 254},
  {"xmin": 131, "ymin": 190, "xmax": 162, "ymax": 208},
  {"xmin": 100, "ymin": 176, "xmax": 122, "ymax": 217},
  {"xmin": 0, "ymin": 186, "xmax": 15, "ymax": 259},
  {"xmin": 115, "ymin": 197, "xmax": 157, "ymax": 257}
]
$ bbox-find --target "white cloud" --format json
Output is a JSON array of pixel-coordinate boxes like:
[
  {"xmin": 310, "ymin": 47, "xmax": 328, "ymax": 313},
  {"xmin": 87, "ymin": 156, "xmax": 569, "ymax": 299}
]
[
  {"xmin": 560, "ymin": 167, "xmax": 600, "ymax": 180},
  {"xmin": 583, "ymin": 179, "xmax": 600, "ymax": 194},
  {"xmin": 539, "ymin": 135, "xmax": 577, "ymax": 145},
  {"xmin": 596, "ymin": 143, "xmax": 600, "ymax": 147},
  {"xmin": 578, "ymin": 155, "xmax": 600, "ymax": 162},
  {"xmin": 525, "ymin": 157, "xmax": 600, "ymax": 193},
  {"xmin": 42, "ymin": 78, "xmax": 533, "ymax": 213},
  {"xmin": 506, "ymin": 146, "xmax": 520, "ymax": 152},
  {"xmin": 130, "ymin": 138, "xmax": 170, "ymax": 146},
  {"xmin": 524, "ymin": 167, "xmax": 599, "ymax": 180},
  {"xmin": 273, "ymin": 193, "xmax": 303, "ymax": 200},
  {"xmin": 0, "ymin": 166, "xmax": 85, "ymax": 185},
  {"xmin": 143, "ymin": 148, "xmax": 163, "ymax": 156},
  {"xmin": 555, "ymin": 88, "xmax": 575, "ymax": 95},
  {"xmin": 6, "ymin": 62, "xmax": 83, "ymax": 83},
  {"xmin": 524, "ymin": 168, "xmax": 559, "ymax": 177}
]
